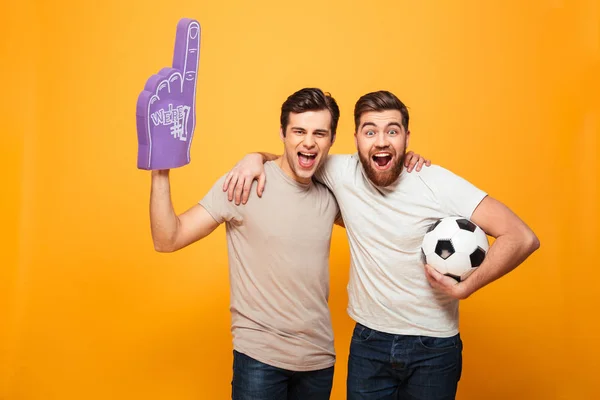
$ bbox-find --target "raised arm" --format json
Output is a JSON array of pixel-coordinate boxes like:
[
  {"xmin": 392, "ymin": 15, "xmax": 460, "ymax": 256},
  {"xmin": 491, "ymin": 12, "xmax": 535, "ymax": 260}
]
[
  {"xmin": 425, "ymin": 196, "xmax": 540, "ymax": 299},
  {"xmin": 150, "ymin": 170, "xmax": 220, "ymax": 252}
]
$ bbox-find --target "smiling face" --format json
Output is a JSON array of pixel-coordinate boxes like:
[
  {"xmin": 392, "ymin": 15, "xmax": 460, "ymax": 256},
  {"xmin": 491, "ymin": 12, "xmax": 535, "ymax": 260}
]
[
  {"xmin": 277, "ymin": 88, "xmax": 340, "ymax": 184},
  {"xmin": 280, "ymin": 110, "xmax": 334, "ymax": 184},
  {"xmin": 355, "ymin": 109, "xmax": 410, "ymax": 187}
]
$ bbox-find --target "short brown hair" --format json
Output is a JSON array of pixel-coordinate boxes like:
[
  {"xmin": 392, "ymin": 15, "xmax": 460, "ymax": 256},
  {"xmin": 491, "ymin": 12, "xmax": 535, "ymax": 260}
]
[
  {"xmin": 281, "ymin": 88, "xmax": 340, "ymax": 141},
  {"xmin": 354, "ymin": 90, "xmax": 409, "ymax": 132}
]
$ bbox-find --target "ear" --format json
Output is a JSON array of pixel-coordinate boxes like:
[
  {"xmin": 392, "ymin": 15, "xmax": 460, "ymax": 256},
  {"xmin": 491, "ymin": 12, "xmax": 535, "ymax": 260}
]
[
  {"xmin": 280, "ymin": 127, "xmax": 285, "ymax": 142},
  {"xmin": 354, "ymin": 132, "xmax": 358, "ymax": 149},
  {"xmin": 405, "ymin": 129, "xmax": 411, "ymax": 148}
]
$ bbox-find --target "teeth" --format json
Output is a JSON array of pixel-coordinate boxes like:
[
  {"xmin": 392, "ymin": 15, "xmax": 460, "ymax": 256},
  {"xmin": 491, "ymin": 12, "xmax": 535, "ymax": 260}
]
[
  {"xmin": 373, "ymin": 153, "xmax": 391, "ymax": 158},
  {"xmin": 300, "ymin": 152, "xmax": 316, "ymax": 157}
]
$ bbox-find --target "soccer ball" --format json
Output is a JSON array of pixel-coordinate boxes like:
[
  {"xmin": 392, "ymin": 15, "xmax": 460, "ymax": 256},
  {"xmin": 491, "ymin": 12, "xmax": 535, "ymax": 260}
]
[{"xmin": 421, "ymin": 217, "xmax": 489, "ymax": 282}]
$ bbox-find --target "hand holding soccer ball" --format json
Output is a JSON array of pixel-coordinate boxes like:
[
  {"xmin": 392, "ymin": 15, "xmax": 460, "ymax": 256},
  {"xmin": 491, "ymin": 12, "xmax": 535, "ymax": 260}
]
[{"xmin": 421, "ymin": 217, "xmax": 490, "ymax": 298}]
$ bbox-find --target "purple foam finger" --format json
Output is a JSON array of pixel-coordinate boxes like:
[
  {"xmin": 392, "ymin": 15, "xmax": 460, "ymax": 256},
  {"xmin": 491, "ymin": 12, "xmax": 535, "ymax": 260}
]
[
  {"xmin": 136, "ymin": 87, "xmax": 153, "ymax": 168},
  {"xmin": 143, "ymin": 72, "xmax": 165, "ymax": 92},
  {"xmin": 173, "ymin": 18, "xmax": 201, "ymax": 89},
  {"xmin": 158, "ymin": 66, "xmax": 178, "ymax": 78},
  {"xmin": 136, "ymin": 18, "xmax": 201, "ymax": 170},
  {"xmin": 173, "ymin": 19, "xmax": 201, "ymax": 166},
  {"xmin": 174, "ymin": 20, "xmax": 200, "ymax": 97},
  {"xmin": 137, "ymin": 71, "xmax": 169, "ymax": 169}
]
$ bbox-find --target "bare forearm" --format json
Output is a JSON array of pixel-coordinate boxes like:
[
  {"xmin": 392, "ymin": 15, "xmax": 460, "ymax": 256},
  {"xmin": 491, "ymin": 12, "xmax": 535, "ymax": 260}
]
[
  {"xmin": 462, "ymin": 231, "xmax": 539, "ymax": 297},
  {"xmin": 150, "ymin": 170, "xmax": 180, "ymax": 251},
  {"xmin": 257, "ymin": 152, "xmax": 278, "ymax": 162}
]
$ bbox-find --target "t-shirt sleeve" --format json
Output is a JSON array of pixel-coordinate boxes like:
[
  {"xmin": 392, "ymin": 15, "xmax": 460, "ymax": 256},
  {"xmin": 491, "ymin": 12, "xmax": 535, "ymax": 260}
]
[
  {"xmin": 314, "ymin": 154, "xmax": 353, "ymax": 190},
  {"xmin": 417, "ymin": 165, "xmax": 488, "ymax": 219},
  {"xmin": 198, "ymin": 175, "xmax": 243, "ymax": 224}
]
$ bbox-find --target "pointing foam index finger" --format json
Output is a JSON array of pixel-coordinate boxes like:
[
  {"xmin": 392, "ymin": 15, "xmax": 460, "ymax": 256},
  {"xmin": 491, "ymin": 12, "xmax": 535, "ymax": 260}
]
[{"xmin": 172, "ymin": 18, "xmax": 201, "ymax": 86}]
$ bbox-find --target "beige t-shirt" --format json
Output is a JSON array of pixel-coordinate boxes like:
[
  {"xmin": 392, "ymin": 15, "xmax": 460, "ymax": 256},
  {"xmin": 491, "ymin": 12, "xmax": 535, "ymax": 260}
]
[
  {"xmin": 199, "ymin": 161, "xmax": 339, "ymax": 371},
  {"xmin": 316, "ymin": 154, "xmax": 487, "ymax": 338}
]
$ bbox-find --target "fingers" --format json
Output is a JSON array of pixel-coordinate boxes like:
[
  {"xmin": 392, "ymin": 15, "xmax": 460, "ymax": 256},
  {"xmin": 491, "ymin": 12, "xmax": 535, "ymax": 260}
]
[
  {"xmin": 424, "ymin": 264, "xmax": 464, "ymax": 299},
  {"xmin": 241, "ymin": 177, "xmax": 253, "ymax": 204},
  {"xmin": 424, "ymin": 266, "xmax": 439, "ymax": 289},
  {"xmin": 234, "ymin": 177, "xmax": 245, "ymax": 205},
  {"xmin": 407, "ymin": 152, "xmax": 418, "ymax": 172},
  {"xmin": 415, "ymin": 156, "xmax": 432, "ymax": 172},
  {"xmin": 224, "ymin": 169, "xmax": 248, "ymax": 204},
  {"xmin": 227, "ymin": 175, "xmax": 239, "ymax": 202},
  {"xmin": 257, "ymin": 173, "xmax": 266, "ymax": 197},
  {"xmin": 223, "ymin": 171, "xmax": 233, "ymax": 191},
  {"xmin": 410, "ymin": 157, "xmax": 419, "ymax": 172},
  {"xmin": 428, "ymin": 265, "xmax": 459, "ymax": 288},
  {"xmin": 224, "ymin": 169, "xmax": 266, "ymax": 204},
  {"xmin": 404, "ymin": 151, "xmax": 414, "ymax": 168},
  {"xmin": 425, "ymin": 264, "xmax": 439, "ymax": 280},
  {"xmin": 425, "ymin": 264, "xmax": 447, "ymax": 288},
  {"xmin": 404, "ymin": 151, "xmax": 431, "ymax": 172}
]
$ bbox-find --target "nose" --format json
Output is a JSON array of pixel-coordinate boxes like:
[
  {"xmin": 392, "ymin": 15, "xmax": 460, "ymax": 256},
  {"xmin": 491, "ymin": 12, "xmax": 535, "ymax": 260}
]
[
  {"xmin": 375, "ymin": 132, "xmax": 388, "ymax": 148},
  {"xmin": 303, "ymin": 133, "xmax": 316, "ymax": 148}
]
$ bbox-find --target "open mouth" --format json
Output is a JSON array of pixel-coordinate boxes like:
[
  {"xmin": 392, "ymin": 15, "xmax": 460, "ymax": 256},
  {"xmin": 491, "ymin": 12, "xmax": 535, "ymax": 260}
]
[
  {"xmin": 298, "ymin": 152, "xmax": 317, "ymax": 168},
  {"xmin": 371, "ymin": 152, "xmax": 392, "ymax": 170}
]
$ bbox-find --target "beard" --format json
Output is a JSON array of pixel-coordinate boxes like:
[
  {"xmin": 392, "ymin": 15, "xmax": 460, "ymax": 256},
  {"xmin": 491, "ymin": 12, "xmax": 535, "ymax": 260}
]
[{"xmin": 358, "ymin": 150, "xmax": 405, "ymax": 187}]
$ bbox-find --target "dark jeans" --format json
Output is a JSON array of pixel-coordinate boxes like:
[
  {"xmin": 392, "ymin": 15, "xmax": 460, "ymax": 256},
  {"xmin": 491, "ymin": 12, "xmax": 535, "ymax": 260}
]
[
  {"xmin": 347, "ymin": 323, "xmax": 463, "ymax": 400},
  {"xmin": 232, "ymin": 350, "xmax": 334, "ymax": 400}
]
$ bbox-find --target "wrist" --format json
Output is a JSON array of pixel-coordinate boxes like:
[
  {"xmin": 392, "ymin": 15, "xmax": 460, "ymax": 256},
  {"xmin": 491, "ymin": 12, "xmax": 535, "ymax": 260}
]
[
  {"xmin": 459, "ymin": 275, "xmax": 480, "ymax": 299},
  {"xmin": 457, "ymin": 284, "xmax": 472, "ymax": 300},
  {"xmin": 151, "ymin": 169, "xmax": 170, "ymax": 180},
  {"xmin": 253, "ymin": 152, "xmax": 268, "ymax": 163}
]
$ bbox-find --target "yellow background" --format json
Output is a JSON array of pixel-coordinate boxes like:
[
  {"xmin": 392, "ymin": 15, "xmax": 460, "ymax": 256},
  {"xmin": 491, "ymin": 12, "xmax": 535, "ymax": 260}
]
[{"xmin": 1, "ymin": 0, "xmax": 598, "ymax": 399}]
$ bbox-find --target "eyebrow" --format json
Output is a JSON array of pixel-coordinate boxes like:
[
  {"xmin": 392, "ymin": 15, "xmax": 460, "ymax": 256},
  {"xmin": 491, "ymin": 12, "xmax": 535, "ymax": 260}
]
[
  {"xmin": 291, "ymin": 127, "xmax": 330, "ymax": 134},
  {"xmin": 361, "ymin": 122, "xmax": 403, "ymax": 130}
]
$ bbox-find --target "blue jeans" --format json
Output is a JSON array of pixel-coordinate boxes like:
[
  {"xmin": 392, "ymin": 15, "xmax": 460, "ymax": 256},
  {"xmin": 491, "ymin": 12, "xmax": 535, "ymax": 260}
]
[
  {"xmin": 231, "ymin": 350, "xmax": 334, "ymax": 400},
  {"xmin": 347, "ymin": 323, "xmax": 462, "ymax": 400}
]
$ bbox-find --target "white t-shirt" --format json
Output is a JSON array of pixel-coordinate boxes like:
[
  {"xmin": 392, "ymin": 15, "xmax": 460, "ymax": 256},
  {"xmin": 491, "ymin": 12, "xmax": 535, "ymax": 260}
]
[{"xmin": 316, "ymin": 154, "xmax": 487, "ymax": 337}]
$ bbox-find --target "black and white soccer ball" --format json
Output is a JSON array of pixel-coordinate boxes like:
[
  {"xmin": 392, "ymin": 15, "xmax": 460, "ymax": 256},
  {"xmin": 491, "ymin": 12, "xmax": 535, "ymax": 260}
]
[{"xmin": 421, "ymin": 217, "xmax": 489, "ymax": 282}]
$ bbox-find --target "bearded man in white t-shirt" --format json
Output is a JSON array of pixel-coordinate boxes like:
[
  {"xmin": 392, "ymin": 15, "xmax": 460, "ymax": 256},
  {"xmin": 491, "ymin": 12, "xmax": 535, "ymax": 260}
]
[{"xmin": 223, "ymin": 90, "xmax": 540, "ymax": 400}]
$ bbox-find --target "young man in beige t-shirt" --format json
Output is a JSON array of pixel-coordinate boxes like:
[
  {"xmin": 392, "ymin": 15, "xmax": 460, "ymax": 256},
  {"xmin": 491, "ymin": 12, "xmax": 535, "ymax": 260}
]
[{"xmin": 148, "ymin": 88, "xmax": 343, "ymax": 399}]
